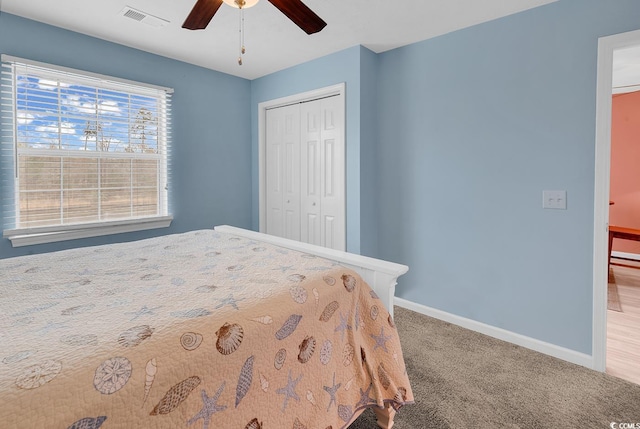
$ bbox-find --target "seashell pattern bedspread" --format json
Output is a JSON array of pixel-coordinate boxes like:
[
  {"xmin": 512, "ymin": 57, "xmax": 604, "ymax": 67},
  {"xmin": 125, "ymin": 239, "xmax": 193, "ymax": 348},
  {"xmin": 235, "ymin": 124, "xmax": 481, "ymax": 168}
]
[{"xmin": 0, "ymin": 229, "xmax": 413, "ymax": 428}]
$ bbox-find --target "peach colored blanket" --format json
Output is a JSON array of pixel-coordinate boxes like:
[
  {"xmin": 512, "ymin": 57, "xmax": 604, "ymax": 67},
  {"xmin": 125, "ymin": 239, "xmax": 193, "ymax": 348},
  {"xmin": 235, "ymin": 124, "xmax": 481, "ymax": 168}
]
[{"xmin": 0, "ymin": 230, "xmax": 413, "ymax": 428}]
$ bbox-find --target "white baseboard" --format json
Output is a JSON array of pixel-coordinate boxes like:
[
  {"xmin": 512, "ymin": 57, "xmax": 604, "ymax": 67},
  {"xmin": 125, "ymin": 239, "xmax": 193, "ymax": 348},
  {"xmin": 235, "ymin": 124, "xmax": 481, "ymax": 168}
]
[
  {"xmin": 394, "ymin": 297, "xmax": 595, "ymax": 370},
  {"xmin": 612, "ymin": 251, "xmax": 640, "ymax": 261}
]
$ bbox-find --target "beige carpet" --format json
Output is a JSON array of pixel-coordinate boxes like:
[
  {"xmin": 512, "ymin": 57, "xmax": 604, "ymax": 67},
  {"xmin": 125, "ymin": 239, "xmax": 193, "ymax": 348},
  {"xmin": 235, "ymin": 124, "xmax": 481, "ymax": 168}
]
[{"xmin": 350, "ymin": 306, "xmax": 640, "ymax": 429}]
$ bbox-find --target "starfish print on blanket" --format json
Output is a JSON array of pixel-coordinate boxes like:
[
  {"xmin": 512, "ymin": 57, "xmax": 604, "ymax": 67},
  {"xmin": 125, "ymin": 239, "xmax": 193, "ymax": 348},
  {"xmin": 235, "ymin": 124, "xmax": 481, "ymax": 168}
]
[
  {"xmin": 36, "ymin": 321, "xmax": 69, "ymax": 335},
  {"xmin": 214, "ymin": 294, "xmax": 244, "ymax": 311},
  {"xmin": 125, "ymin": 305, "xmax": 162, "ymax": 321},
  {"xmin": 334, "ymin": 311, "xmax": 352, "ymax": 342},
  {"xmin": 276, "ymin": 369, "xmax": 303, "ymax": 412},
  {"xmin": 370, "ymin": 326, "xmax": 392, "ymax": 353},
  {"xmin": 323, "ymin": 372, "xmax": 342, "ymax": 411},
  {"xmin": 355, "ymin": 383, "xmax": 376, "ymax": 409},
  {"xmin": 274, "ymin": 264, "xmax": 294, "ymax": 273},
  {"xmin": 187, "ymin": 382, "xmax": 228, "ymax": 429}
]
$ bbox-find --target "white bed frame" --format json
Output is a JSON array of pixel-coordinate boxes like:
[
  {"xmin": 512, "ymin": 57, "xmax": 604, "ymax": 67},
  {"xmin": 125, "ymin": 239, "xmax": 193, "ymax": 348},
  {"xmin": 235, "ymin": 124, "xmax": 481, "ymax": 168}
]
[{"xmin": 214, "ymin": 225, "xmax": 408, "ymax": 318}]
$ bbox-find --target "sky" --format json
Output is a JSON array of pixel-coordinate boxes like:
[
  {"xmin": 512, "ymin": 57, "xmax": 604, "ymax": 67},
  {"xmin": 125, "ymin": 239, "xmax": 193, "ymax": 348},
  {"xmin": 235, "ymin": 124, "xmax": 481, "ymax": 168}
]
[{"xmin": 15, "ymin": 71, "xmax": 161, "ymax": 154}]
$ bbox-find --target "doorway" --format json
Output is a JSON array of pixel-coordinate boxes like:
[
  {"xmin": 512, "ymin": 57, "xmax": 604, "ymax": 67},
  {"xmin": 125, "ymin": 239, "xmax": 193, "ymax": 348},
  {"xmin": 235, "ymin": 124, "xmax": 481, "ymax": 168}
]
[
  {"xmin": 593, "ymin": 28, "xmax": 640, "ymax": 375},
  {"xmin": 258, "ymin": 83, "xmax": 346, "ymax": 250}
]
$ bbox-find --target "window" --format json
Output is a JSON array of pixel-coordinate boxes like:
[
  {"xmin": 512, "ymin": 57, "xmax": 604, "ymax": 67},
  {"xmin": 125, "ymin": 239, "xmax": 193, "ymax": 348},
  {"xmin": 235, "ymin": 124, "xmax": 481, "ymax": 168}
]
[{"xmin": 1, "ymin": 55, "xmax": 172, "ymax": 246}]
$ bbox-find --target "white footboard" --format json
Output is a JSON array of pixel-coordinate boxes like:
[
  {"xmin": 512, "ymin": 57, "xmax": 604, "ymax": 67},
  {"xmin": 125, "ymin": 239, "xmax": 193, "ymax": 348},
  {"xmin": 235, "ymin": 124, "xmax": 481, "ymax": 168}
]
[{"xmin": 214, "ymin": 225, "xmax": 408, "ymax": 317}]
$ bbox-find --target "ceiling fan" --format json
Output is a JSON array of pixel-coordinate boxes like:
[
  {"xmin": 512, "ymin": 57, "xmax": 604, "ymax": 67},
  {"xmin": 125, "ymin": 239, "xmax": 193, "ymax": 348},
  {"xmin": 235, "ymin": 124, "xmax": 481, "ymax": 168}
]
[{"xmin": 182, "ymin": 0, "xmax": 327, "ymax": 35}]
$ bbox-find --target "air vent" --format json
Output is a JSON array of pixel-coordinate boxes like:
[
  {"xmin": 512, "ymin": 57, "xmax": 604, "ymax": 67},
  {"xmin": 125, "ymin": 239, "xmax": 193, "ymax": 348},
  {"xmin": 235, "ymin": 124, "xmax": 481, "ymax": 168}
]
[
  {"xmin": 123, "ymin": 8, "xmax": 146, "ymax": 22},
  {"xmin": 119, "ymin": 6, "xmax": 169, "ymax": 28}
]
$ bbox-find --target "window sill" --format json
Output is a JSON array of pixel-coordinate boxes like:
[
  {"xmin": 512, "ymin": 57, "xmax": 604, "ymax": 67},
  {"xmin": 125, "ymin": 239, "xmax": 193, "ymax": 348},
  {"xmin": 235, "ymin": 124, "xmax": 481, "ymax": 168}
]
[{"xmin": 3, "ymin": 216, "xmax": 173, "ymax": 247}]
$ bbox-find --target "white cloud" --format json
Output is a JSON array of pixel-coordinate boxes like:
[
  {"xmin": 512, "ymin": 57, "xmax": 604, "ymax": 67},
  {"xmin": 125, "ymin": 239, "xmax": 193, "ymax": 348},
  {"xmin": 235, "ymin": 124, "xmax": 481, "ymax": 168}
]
[
  {"xmin": 16, "ymin": 111, "xmax": 35, "ymax": 125},
  {"xmin": 70, "ymin": 100, "xmax": 122, "ymax": 116},
  {"xmin": 63, "ymin": 94, "xmax": 81, "ymax": 106},
  {"xmin": 30, "ymin": 143, "xmax": 53, "ymax": 149},
  {"xmin": 77, "ymin": 103, "xmax": 96, "ymax": 115},
  {"xmin": 98, "ymin": 101, "xmax": 121, "ymax": 115},
  {"xmin": 35, "ymin": 121, "xmax": 76, "ymax": 135},
  {"xmin": 37, "ymin": 78, "xmax": 70, "ymax": 90}
]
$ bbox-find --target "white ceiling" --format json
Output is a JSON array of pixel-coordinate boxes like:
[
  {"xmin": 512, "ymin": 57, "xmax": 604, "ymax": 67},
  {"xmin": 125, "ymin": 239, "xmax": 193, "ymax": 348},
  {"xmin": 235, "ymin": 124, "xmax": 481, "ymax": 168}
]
[{"xmin": 1, "ymin": 0, "xmax": 558, "ymax": 80}]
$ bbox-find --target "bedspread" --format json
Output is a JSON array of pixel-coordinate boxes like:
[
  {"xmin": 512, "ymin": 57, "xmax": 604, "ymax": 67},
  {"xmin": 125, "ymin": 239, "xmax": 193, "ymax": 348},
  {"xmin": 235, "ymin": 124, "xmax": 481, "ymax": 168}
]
[{"xmin": 0, "ymin": 229, "xmax": 413, "ymax": 428}]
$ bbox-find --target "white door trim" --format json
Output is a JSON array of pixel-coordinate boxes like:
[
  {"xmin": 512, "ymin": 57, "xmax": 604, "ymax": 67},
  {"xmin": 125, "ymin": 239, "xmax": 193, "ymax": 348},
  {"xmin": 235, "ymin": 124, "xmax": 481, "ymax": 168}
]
[
  {"xmin": 258, "ymin": 83, "xmax": 346, "ymax": 234},
  {"xmin": 593, "ymin": 28, "xmax": 640, "ymax": 372}
]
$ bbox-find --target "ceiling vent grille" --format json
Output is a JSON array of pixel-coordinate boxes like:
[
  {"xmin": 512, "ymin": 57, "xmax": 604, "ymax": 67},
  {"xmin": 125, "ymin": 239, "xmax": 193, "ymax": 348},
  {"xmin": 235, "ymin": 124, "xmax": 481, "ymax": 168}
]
[
  {"xmin": 119, "ymin": 6, "xmax": 169, "ymax": 27},
  {"xmin": 123, "ymin": 8, "xmax": 146, "ymax": 22}
]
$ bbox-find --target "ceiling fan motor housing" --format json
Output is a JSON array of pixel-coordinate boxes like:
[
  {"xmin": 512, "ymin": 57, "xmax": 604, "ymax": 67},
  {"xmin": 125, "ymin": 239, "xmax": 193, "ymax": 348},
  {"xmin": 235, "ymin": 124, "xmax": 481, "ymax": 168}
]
[{"xmin": 223, "ymin": 0, "xmax": 259, "ymax": 9}]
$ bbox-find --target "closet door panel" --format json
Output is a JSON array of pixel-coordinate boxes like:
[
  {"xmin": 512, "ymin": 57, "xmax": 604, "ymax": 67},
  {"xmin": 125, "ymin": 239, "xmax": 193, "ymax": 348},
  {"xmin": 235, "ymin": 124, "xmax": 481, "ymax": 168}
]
[
  {"xmin": 282, "ymin": 105, "xmax": 301, "ymax": 241},
  {"xmin": 266, "ymin": 104, "xmax": 301, "ymax": 241},
  {"xmin": 265, "ymin": 109, "xmax": 284, "ymax": 238},
  {"xmin": 320, "ymin": 96, "xmax": 345, "ymax": 251},
  {"xmin": 300, "ymin": 101, "xmax": 322, "ymax": 246}
]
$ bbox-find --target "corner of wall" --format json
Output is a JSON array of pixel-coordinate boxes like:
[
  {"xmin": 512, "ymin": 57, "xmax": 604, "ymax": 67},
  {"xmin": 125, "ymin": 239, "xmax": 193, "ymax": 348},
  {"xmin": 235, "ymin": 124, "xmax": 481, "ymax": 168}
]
[{"xmin": 358, "ymin": 46, "xmax": 380, "ymax": 258}]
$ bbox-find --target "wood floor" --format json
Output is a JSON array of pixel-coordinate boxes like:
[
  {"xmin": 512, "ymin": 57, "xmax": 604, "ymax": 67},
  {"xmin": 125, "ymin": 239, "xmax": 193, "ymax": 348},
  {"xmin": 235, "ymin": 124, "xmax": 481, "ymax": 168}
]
[{"xmin": 607, "ymin": 257, "xmax": 640, "ymax": 385}]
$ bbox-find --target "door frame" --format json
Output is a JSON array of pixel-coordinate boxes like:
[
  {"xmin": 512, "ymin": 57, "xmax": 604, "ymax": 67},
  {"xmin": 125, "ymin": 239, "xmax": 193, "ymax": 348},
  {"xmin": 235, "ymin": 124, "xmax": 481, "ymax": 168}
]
[
  {"xmin": 258, "ymin": 83, "xmax": 346, "ymax": 234},
  {"xmin": 593, "ymin": 28, "xmax": 640, "ymax": 372}
]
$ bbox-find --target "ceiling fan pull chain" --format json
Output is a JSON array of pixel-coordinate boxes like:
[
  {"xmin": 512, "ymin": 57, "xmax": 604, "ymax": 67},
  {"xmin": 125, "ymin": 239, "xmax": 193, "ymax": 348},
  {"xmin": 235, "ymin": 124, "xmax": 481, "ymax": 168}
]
[
  {"xmin": 241, "ymin": 7, "xmax": 246, "ymax": 55},
  {"xmin": 238, "ymin": 6, "xmax": 243, "ymax": 65},
  {"xmin": 237, "ymin": 6, "xmax": 247, "ymax": 65}
]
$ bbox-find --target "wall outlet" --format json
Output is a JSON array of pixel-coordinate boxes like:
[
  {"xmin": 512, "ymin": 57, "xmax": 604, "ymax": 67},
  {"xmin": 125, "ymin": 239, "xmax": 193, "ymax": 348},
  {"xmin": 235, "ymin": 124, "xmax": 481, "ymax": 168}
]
[{"xmin": 543, "ymin": 190, "xmax": 567, "ymax": 210}]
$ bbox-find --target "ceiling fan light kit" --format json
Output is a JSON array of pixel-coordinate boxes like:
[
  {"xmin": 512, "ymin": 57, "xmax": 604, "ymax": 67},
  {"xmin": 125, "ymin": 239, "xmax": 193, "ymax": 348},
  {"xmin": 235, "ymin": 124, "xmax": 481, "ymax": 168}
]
[
  {"xmin": 222, "ymin": 0, "xmax": 259, "ymax": 9},
  {"xmin": 182, "ymin": 0, "xmax": 326, "ymax": 66}
]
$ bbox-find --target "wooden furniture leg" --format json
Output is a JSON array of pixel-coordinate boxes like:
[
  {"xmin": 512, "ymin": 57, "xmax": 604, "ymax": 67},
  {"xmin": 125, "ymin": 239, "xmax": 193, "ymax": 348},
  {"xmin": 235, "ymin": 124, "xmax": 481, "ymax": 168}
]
[
  {"xmin": 608, "ymin": 228, "xmax": 614, "ymax": 276},
  {"xmin": 373, "ymin": 403, "xmax": 397, "ymax": 429},
  {"xmin": 608, "ymin": 226, "xmax": 640, "ymax": 276}
]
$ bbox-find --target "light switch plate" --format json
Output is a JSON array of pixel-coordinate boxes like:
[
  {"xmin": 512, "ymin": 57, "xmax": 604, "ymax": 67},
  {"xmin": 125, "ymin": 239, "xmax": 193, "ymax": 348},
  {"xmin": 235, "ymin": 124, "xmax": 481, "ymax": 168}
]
[{"xmin": 543, "ymin": 190, "xmax": 567, "ymax": 209}]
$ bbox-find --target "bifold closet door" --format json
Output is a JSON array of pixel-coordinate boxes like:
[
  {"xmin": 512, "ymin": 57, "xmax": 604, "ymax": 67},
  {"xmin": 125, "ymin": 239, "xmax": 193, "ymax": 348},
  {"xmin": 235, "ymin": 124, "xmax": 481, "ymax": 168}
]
[
  {"xmin": 265, "ymin": 103, "xmax": 301, "ymax": 242},
  {"xmin": 265, "ymin": 95, "xmax": 345, "ymax": 251},
  {"xmin": 300, "ymin": 96, "xmax": 345, "ymax": 251}
]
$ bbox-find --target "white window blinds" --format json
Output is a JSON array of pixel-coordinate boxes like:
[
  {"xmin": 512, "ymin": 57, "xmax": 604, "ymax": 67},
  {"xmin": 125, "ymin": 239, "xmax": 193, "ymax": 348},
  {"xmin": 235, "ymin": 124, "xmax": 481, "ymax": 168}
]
[{"xmin": 1, "ymin": 55, "xmax": 172, "ymax": 244}]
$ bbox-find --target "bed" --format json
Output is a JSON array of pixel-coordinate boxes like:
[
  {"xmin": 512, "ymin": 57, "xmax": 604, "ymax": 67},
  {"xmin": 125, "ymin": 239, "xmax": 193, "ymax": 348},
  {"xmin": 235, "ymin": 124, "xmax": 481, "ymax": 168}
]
[{"xmin": 0, "ymin": 225, "xmax": 413, "ymax": 429}]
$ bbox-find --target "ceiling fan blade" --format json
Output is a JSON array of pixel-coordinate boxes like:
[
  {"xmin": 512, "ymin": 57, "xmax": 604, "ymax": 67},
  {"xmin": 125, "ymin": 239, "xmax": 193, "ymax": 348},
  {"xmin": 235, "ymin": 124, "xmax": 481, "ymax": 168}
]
[
  {"xmin": 182, "ymin": 0, "xmax": 224, "ymax": 30},
  {"xmin": 267, "ymin": 0, "xmax": 327, "ymax": 35}
]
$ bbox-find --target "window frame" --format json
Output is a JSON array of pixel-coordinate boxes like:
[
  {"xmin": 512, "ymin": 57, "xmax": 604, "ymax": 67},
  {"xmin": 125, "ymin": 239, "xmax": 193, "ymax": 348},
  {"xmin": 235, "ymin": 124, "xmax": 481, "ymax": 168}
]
[{"xmin": 1, "ymin": 55, "xmax": 173, "ymax": 247}]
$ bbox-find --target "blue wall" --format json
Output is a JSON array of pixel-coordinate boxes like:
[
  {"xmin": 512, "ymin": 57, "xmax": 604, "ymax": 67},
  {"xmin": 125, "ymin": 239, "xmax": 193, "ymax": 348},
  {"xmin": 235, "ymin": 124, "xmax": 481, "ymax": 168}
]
[
  {"xmin": 359, "ymin": 47, "xmax": 379, "ymax": 258},
  {"xmin": 374, "ymin": 0, "xmax": 640, "ymax": 354},
  {"xmin": 0, "ymin": 13, "xmax": 252, "ymax": 258}
]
